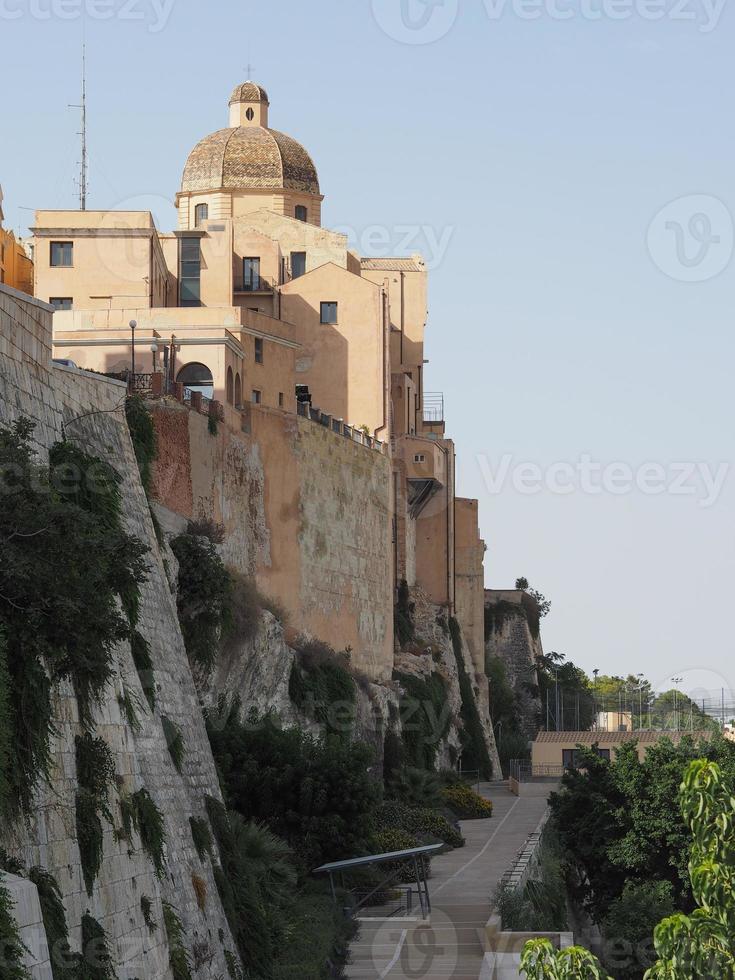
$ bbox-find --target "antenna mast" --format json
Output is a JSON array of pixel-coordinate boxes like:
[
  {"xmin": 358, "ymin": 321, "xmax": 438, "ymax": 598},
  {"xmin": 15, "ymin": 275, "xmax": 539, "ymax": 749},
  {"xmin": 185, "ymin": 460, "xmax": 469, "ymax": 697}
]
[{"xmin": 69, "ymin": 45, "xmax": 89, "ymax": 210}]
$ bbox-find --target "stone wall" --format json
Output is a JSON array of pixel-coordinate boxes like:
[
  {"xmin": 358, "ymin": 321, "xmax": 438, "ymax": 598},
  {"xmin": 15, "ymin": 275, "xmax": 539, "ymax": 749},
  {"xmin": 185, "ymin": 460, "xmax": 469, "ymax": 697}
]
[
  {"xmin": 1, "ymin": 873, "xmax": 52, "ymax": 979},
  {"xmin": 0, "ymin": 283, "xmax": 239, "ymax": 978},
  {"xmin": 484, "ymin": 589, "xmax": 543, "ymax": 738},
  {"xmin": 150, "ymin": 400, "xmax": 395, "ymax": 681}
]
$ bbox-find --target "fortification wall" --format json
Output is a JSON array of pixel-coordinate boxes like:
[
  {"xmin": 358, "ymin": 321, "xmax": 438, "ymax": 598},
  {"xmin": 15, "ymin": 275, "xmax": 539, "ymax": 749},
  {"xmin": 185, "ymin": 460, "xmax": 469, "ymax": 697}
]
[
  {"xmin": 150, "ymin": 401, "xmax": 394, "ymax": 681},
  {"xmin": 0, "ymin": 283, "xmax": 238, "ymax": 978},
  {"xmin": 484, "ymin": 589, "xmax": 543, "ymax": 737}
]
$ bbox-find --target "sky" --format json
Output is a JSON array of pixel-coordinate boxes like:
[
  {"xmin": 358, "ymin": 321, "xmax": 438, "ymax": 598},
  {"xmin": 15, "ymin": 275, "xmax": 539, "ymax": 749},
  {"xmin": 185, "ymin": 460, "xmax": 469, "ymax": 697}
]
[{"xmin": 1, "ymin": 0, "xmax": 733, "ymax": 697}]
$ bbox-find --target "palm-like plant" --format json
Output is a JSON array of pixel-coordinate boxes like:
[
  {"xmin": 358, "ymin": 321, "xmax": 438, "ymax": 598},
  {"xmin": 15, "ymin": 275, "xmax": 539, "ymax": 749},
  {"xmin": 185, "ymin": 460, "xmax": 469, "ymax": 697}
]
[{"xmin": 387, "ymin": 766, "xmax": 443, "ymax": 809}]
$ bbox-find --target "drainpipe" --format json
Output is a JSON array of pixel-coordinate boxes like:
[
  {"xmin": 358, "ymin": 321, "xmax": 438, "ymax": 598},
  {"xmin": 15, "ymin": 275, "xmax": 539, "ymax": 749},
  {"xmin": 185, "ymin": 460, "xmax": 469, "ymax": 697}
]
[{"xmin": 373, "ymin": 285, "xmax": 390, "ymax": 442}]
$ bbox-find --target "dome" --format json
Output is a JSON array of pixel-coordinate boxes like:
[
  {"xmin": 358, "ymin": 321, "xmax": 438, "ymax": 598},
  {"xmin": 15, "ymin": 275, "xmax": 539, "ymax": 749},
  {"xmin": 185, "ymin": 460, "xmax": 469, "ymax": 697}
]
[
  {"xmin": 181, "ymin": 126, "xmax": 320, "ymax": 195},
  {"xmin": 229, "ymin": 81, "xmax": 269, "ymax": 105}
]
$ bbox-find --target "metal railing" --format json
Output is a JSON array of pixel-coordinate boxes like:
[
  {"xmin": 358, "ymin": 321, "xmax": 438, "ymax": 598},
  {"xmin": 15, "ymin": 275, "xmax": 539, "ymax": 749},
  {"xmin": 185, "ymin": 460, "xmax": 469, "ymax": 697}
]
[
  {"xmin": 423, "ymin": 392, "xmax": 444, "ymax": 423},
  {"xmin": 508, "ymin": 760, "xmax": 565, "ymax": 783},
  {"xmin": 296, "ymin": 401, "xmax": 385, "ymax": 453},
  {"xmin": 234, "ymin": 275, "xmax": 276, "ymax": 293}
]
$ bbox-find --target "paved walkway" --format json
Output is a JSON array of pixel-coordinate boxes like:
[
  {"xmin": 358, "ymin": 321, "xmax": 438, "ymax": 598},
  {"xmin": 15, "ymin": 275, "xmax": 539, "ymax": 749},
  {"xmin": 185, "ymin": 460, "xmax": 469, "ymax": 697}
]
[{"xmin": 346, "ymin": 784, "xmax": 552, "ymax": 980}]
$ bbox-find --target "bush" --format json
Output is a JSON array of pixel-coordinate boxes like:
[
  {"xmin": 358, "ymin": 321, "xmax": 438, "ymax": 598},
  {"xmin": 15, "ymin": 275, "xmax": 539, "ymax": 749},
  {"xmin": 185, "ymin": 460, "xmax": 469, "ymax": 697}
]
[
  {"xmin": 125, "ymin": 396, "xmax": 157, "ymax": 495},
  {"xmin": 374, "ymin": 800, "xmax": 464, "ymax": 849},
  {"xmin": 189, "ymin": 816, "xmax": 213, "ymax": 862},
  {"xmin": 206, "ymin": 698, "xmax": 379, "ymax": 872},
  {"xmin": 170, "ymin": 533, "xmax": 231, "ymax": 673},
  {"xmin": 368, "ymin": 828, "xmax": 423, "ymax": 882},
  {"xmin": 387, "ymin": 767, "xmax": 443, "ymax": 809},
  {"xmin": 162, "ymin": 903, "xmax": 192, "ymax": 980},
  {"xmin": 394, "ymin": 580, "xmax": 416, "ymax": 648},
  {"xmin": 493, "ymin": 822, "xmax": 567, "ymax": 932},
  {"xmin": 162, "ymin": 717, "xmax": 184, "ymax": 773},
  {"xmin": 120, "ymin": 789, "xmax": 167, "ymax": 877},
  {"xmin": 393, "ymin": 671, "xmax": 450, "ymax": 770},
  {"xmin": 601, "ymin": 880, "xmax": 675, "ymax": 978},
  {"xmin": 0, "ymin": 422, "xmax": 148, "ymax": 815},
  {"xmin": 140, "ymin": 895, "xmax": 157, "ymax": 933},
  {"xmin": 75, "ymin": 734, "xmax": 115, "ymax": 896},
  {"xmin": 442, "ymin": 783, "xmax": 493, "ymax": 820},
  {"xmin": 449, "ymin": 617, "xmax": 493, "ymax": 779},
  {"xmin": 289, "ymin": 639, "xmax": 356, "ymax": 735}
]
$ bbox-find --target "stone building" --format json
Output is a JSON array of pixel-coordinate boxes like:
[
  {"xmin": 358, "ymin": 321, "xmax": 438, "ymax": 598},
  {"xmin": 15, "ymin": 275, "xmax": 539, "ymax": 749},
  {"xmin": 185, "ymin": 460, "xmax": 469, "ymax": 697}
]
[
  {"xmin": 31, "ymin": 78, "xmax": 486, "ymax": 679},
  {"xmin": 0, "ymin": 185, "xmax": 33, "ymax": 294}
]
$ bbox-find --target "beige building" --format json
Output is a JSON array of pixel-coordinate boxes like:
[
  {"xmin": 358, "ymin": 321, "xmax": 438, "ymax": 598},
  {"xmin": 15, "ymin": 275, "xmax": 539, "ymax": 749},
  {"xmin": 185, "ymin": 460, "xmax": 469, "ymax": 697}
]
[
  {"xmin": 32, "ymin": 78, "xmax": 485, "ymax": 665},
  {"xmin": 531, "ymin": 730, "xmax": 713, "ymax": 770},
  {"xmin": 0, "ymin": 186, "xmax": 33, "ymax": 294}
]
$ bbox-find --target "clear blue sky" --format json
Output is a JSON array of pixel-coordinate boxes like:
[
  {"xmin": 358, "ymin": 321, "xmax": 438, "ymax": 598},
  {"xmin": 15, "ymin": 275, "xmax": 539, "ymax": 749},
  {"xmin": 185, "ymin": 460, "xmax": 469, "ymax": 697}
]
[{"xmin": 3, "ymin": 0, "xmax": 733, "ymax": 695}]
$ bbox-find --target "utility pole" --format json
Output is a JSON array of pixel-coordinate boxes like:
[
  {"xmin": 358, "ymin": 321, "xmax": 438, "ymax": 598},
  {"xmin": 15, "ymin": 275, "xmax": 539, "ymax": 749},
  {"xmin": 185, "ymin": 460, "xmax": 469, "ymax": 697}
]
[
  {"xmin": 672, "ymin": 677, "xmax": 682, "ymax": 731},
  {"xmin": 69, "ymin": 44, "xmax": 89, "ymax": 210}
]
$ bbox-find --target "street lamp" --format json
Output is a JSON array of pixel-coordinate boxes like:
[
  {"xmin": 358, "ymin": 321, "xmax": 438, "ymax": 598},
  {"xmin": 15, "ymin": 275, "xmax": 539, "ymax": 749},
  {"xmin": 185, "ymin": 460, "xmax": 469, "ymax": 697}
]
[
  {"xmin": 150, "ymin": 342, "xmax": 159, "ymax": 372},
  {"xmin": 672, "ymin": 676, "xmax": 683, "ymax": 731},
  {"xmin": 593, "ymin": 669, "xmax": 600, "ymax": 730},
  {"xmin": 129, "ymin": 319, "xmax": 137, "ymax": 392}
]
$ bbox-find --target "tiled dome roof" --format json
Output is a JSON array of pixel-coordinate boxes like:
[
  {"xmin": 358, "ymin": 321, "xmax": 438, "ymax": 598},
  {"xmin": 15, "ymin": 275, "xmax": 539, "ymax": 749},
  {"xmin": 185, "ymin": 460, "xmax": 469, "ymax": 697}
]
[
  {"xmin": 229, "ymin": 81, "xmax": 269, "ymax": 105},
  {"xmin": 181, "ymin": 126, "xmax": 320, "ymax": 195}
]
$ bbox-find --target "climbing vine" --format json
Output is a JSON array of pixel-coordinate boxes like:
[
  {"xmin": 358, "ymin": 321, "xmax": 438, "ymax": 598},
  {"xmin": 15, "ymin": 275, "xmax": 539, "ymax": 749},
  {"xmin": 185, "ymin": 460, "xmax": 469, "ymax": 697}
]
[
  {"xmin": 449, "ymin": 617, "xmax": 493, "ymax": 779},
  {"xmin": 393, "ymin": 670, "xmax": 450, "ymax": 770},
  {"xmin": 75, "ymin": 733, "xmax": 115, "ymax": 896},
  {"xmin": 0, "ymin": 881, "xmax": 31, "ymax": 980},
  {"xmin": 0, "ymin": 420, "xmax": 148, "ymax": 817}
]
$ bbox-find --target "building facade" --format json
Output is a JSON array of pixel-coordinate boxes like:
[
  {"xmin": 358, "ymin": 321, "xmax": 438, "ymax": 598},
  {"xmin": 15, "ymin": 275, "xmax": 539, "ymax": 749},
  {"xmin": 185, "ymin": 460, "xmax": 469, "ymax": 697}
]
[
  {"xmin": 0, "ymin": 186, "xmax": 33, "ymax": 294},
  {"xmin": 32, "ymin": 79, "xmax": 485, "ymax": 674}
]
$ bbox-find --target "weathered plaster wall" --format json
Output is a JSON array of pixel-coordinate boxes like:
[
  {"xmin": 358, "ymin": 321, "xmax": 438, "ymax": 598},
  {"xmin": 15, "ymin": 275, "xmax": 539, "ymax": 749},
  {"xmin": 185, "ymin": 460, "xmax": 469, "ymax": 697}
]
[
  {"xmin": 150, "ymin": 402, "xmax": 395, "ymax": 681},
  {"xmin": 0, "ymin": 283, "xmax": 239, "ymax": 978}
]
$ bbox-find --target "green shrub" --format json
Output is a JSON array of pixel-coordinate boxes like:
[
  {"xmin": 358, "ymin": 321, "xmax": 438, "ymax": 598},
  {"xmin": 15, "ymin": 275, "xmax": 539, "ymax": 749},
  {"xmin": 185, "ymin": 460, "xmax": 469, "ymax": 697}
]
[
  {"xmin": 270, "ymin": 885, "xmax": 357, "ymax": 980},
  {"xmin": 125, "ymin": 789, "xmax": 166, "ymax": 877},
  {"xmin": 393, "ymin": 671, "xmax": 450, "ymax": 770},
  {"xmin": 117, "ymin": 683, "xmax": 142, "ymax": 733},
  {"xmin": 75, "ymin": 733, "xmax": 115, "ymax": 896},
  {"xmin": 76, "ymin": 791, "xmax": 104, "ymax": 897},
  {"xmin": 162, "ymin": 717, "xmax": 184, "ymax": 773},
  {"xmin": 189, "ymin": 816, "xmax": 213, "ymax": 862},
  {"xmin": 79, "ymin": 913, "xmax": 116, "ymax": 980},
  {"xmin": 368, "ymin": 828, "xmax": 423, "ymax": 882},
  {"xmin": 442, "ymin": 783, "xmax": 494, "ymax": 819},
  {"xmin": 0, "ymin": 882, "xmax": 31, "ymax": 979},
  {"xmin": 0, "ymin": 422, "xmax": 148, "ymax": 815},
  {"xmin": 162, "ymin": 903, "xmax": 192, "ymax": 980},
  {"xmin": 28, "ymin": 867, "xmax": 75, "ymax": 980},
  {"xmin": 206, "ymin": 698, "xmax": 379, "ymax": 872},
  {"xmin": 170, "ymin": 534, "xmax": 231, "ymax": 673},
  {"xmin": 129, "ymin": 631, "xmax": 155, "ymax": 712},
  {"xmin": 493, "ymin": 822, "xmax": 567, "ymax": 932},
  {"xmin": 140, "ymin": 895, "xmax": 157, "ymax": 933},
  {"xmin": 387, "ymin": 766, "xmax": 443, "ymax": 809},
  {"xmin": 374, "ymin": 800, "xmax": 464, "ymax": 849},
  {"xmin": 449, "ymin": 617, "xmax": 493, "ymax": 779},
  {"xmin": 601, "ymin": 880, "xmax": 675, "ymax": 978},
  {"xmin": 289, "ymin": 639, "xmax": 356, "ymax": 735},
  {"xmin": 125, "ymin": 396, "xmax": 157, "ymax": 496},
  {"xmin": 382, "ymin": 730, "xmax": 405, "ymax": 780},
  {"xmin": 76, "ymin": 734, "xmax": 115, "ymax": 803}
]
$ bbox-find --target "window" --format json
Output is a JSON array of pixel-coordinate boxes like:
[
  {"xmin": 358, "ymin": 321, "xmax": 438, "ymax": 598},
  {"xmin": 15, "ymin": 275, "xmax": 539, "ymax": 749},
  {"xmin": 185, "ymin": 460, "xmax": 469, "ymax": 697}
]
[
  {"xmin": 278, "ymin": 392, "xmax": 284, "ymax": 408},
  {"xmin": 235, "ymin": 373, "xmax": 242, "ymax": 407},
  {"xmin": 246, "ymin": 108, "xmax": 255, "ymax": 121},
  {"xmin": 226, "ymin": 367, "xmax": 234, "ymax": 405},
  {"xmin": 242, "ymin": 257, "xmax": 261, "ymax": 291},
  {"xmin": 50, "ymin": 298, "xmax": 73, "ymax": 311},
  {"xmin": 50, "ymin": 242, "xmax": 73, "ymax": 267},
  {"xmin": 254, "ymin": 337, "xmax": 264, "ymax": 364},
  {"xmin": 414, "ymin": 453, "xmax": 426, "ymax": 463},
  {"xmin": 194, "ymin": 204, "xmax": 209, "ymax": 227},
  {"xmin": 295, "ymin": 205, "xmax": 308, "ymax": 222},
  {"xmin": 320, "ymin": 301, "xmax": 338, "ymax": 324},
  {"xmin": 176, "ymin": 362, "xmax": 213, "ymax": 398},
  {"xmin": 179, "ymin": 237, "xmax": 202, "ymax": 307},
  {"xmin": 251, "ymin": 389, "xmax": 261, "ymax": 405},
  {"xmin": 291, "ymin": 251, "xmax": 306, "ymax": 279}
]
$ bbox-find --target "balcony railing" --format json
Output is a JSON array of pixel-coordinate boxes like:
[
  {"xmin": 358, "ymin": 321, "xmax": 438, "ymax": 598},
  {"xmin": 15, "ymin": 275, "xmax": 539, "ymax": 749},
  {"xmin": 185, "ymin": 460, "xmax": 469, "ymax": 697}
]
[
  {"xmin": 234, "ymin": 275, "xmax": 276, "ymax": 294},
  {"xmin": 423, "ymin": 392, "xmax": 444, "ymax": 423}
]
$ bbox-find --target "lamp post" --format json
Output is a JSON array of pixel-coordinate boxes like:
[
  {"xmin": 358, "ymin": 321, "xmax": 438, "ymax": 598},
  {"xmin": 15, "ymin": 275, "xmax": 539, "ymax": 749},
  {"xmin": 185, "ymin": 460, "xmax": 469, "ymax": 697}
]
[
  {"xmin": 637, "ymin": 673, "xmax": 645, "ymax": 730},
  {"xmin": 672, "ymin": 676, "xmax": 683, "ymax": 731},
  {"xmin": 150, "ymin": 342, "xmax": 159, "ymax": 372},
  {"xmin": 129, "ymin": 319, "xmax": 137, "ymax": 393},
  {"xmin": 593, "ymin": 668, "xmax": 599, "ymax": 730}
]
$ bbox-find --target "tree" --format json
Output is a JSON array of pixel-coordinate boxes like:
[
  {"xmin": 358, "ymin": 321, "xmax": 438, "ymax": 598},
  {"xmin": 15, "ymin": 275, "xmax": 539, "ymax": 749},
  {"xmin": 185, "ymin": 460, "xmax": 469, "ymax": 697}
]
[
  {"xmin": 521, "ymin": 939, "xmax": 611, "ymax": 979},
  {"xmin": 536, "ymin": 653, "xmax": 595, "ymax": 732},
  {"xmin": 645, "ymin": 760, "xmax": 735, "ymax": 978}
]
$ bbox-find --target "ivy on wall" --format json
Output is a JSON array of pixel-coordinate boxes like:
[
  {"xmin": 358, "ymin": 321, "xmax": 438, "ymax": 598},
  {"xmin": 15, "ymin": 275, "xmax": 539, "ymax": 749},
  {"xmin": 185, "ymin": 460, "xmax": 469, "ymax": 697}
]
[
  {"xmin": 0, "ymin": 881, "xmax": 31, "ymax": 980},
  {"xmin": 449, "ymin": 617, "xmax": 493, "ymax": 780},
  {"xmin": 289, "ymin": 639, "xmax": 357, "ymax": 735},
  {"xmin": 392, "ymin": 671, "xmax": 450, "ymax": 770},
  {"xmin": 75, "ymin": 733, "xmax": 115, "ymax": 897},
  {"xmin": 0, "ymin": 420, "xmax": 148, "ymax": 818}
]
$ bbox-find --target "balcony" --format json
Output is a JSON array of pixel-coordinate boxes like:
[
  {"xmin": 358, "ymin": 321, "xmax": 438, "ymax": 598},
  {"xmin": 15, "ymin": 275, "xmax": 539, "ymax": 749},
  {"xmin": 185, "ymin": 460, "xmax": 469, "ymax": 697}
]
[
  {"xmin": 234, "ymin": 275, "xmax": 277, "ymax": 294},
  {"xmin": 423, "ymin": 392, "xmax": 444, "ymax": 424}
]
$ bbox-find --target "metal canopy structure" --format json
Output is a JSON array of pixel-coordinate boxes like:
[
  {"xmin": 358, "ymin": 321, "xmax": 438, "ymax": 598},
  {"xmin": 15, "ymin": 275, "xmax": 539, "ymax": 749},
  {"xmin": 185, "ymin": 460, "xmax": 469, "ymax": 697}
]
[{"xmin": 314, "ymin": 843, "xmax": 443, "ymax": 920}]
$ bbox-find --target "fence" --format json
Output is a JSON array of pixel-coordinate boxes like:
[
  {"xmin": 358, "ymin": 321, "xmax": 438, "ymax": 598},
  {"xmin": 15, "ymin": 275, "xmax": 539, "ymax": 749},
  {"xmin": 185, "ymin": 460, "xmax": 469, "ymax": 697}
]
[{"xmin": 296, "ymin": 401, "xmax": 385, "ymax": 454}]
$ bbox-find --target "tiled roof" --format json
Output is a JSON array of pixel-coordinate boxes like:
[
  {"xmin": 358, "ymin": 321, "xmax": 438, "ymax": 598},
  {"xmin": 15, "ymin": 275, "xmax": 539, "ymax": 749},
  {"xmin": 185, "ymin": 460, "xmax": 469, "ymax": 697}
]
[
  {"xmin": 229, "ymin": 81, "xmax": 269, "ymax": 105},
  {"xmin": 360, "ymin": 257, "xmax": 424, "ymax": 272},
  {"xmin": 181, "ymin": 127, "xmax": 320, "ymax": 195},
  {"xmin": 534, "ymin": 730, "xmax": 712, "ymax": 744}
]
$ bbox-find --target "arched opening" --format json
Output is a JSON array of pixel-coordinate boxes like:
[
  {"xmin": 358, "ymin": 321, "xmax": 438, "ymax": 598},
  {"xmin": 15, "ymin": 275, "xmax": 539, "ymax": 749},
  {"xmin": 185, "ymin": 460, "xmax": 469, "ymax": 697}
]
[
  {"xmin": 177, "ymin": 362, "xmax": 214, "ymax": 399},
  {"xmin": 195, "ymin": 203, "xmax": 209, "ymax": 227},
  {"xmin": 234, "ymin": 372, "xmax": 242, "ymax": 408},
  {"xmin": 295, "ymin": 205, "xmax": 308, "ymax": 222},
  {"xmin": 226, "ymin": 367, "xmax": 234, "ymax": 405}
]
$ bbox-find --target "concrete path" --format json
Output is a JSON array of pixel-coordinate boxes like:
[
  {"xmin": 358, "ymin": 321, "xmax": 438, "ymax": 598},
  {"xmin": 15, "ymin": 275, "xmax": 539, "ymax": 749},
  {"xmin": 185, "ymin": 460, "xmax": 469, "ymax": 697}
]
[{"xmin": 346, "ymin": 784, "xmax": 551, "ymax": 980}]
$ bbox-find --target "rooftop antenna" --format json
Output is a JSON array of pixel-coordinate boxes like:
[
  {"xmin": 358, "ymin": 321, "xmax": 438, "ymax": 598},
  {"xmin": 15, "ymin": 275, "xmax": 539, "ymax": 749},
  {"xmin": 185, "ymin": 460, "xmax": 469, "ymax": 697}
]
[{"xmin": 69, "ymin": 43, "xmax": 88, "ymax": 210}]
